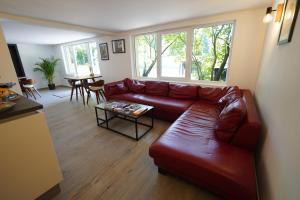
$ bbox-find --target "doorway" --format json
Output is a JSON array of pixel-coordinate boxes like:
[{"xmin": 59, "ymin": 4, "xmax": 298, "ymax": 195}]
[{"xmin": 7, "ymin": 44, "xmax": 25, "ymax": 78}]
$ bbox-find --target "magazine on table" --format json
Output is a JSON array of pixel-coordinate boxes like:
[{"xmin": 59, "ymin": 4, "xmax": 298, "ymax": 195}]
[{"xmin": 105, "ymin": 101, "xmax": 146, "ymax": 115}]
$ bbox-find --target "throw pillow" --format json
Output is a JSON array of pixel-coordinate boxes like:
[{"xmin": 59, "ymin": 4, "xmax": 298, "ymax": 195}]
[
  {"xmin": 125, "ymin": 78, "xmax": 145, "ymax": 93},
  {"xmin": 215, "ymin": 98, "xmax": 246, "ymax": 142},
  {"xmin": 109, "ymin": 82, "xmax": 128, "ymax": 95},
  {"xmin": 218, "ymin": 86, "xmax": 242, "ymax": 106}
]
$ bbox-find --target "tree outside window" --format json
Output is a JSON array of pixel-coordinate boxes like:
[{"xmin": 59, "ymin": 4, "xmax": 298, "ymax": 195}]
[
  {"xmin": 135, "ymin": 34, "xmax": 157, "ymax": 78},
  {"xmin": 192, "ymin": 23, "xmax": 234, "ymax": 81}
]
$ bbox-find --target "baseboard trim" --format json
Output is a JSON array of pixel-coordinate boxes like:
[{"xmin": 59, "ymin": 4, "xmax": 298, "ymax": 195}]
[{"xmin": 36, "ymin": 184, "xmax": 61, "ymax": 200}]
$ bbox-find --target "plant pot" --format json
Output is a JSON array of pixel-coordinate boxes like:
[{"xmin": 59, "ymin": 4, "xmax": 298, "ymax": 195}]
[{"xmin": 48, "ymin": 84, "xmax": 56, "ymax": 90}]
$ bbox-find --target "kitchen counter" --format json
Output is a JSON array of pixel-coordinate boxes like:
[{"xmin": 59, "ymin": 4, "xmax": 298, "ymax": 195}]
[
  {"xmin": 0, "ymin": 96, "xmax": 63, "ymax": 200},
  {"xmin": 0, "ymin": 95, "xmax": 43, "ymax": 120}
]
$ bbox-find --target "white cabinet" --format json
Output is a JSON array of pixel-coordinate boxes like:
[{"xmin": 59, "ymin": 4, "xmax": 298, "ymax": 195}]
[{"xmin": 0, "ymin": 111, "xmax": 63, "ymax": 200}]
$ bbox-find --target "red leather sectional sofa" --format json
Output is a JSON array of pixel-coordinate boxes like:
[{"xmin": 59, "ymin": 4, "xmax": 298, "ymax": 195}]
[{"xmin": 104, "ymin": 78, "xmax": 261, "ymax": 200}]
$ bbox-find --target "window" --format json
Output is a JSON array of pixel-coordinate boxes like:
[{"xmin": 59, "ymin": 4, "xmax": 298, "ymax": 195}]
[
  {"xmin": 192, "ymin": 23, "xmax": 234, "ymax": 81},
  {"xmin": 134, "ymin": 33, "xmax": 157, "ymax": 78},
  {"xmin": 161, "ymin": 32, "xmax": 187, "ymax": 78},
  {"xmin": 64, "ymin": 46, "xmax": 76, "ymax": 75},
  {"xmin": 62, "ymin": 42, "xmax": 100, "ymax": 76},
  {"xmin": 133, "ymin": 22, "xmax": 234, "ymax": 83}
]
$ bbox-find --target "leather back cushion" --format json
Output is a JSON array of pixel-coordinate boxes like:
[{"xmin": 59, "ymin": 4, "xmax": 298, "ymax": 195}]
[
  {"xmin": 218, "ymin": 86, "xmax": 242, "ymax": 106},
  {"xmin": 215, "ymin": 98, "xmax": 246, "ymax": 142},
  {"xmin": 198, "ymin": 87, "xmax": 227, "ymax": 103},
  {"xmin": 107, "ymin": 81, "xmax": 128, "ymax": 96},
  {"xmin": 145, "ymin": 81, "xmax": 169, "ymax": 97},
  {"xmin": 125, "ymin": 78, "xmax": 145, "ymax": 93},
  {"xmin": 169, "ymin": 83, "xmax": 198, "ymax": 99}
]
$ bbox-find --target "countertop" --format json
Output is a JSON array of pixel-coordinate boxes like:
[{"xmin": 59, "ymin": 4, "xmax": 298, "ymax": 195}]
[{"xmin": 0, "ymin": 96, "xmax": 43, "ymax": 120}]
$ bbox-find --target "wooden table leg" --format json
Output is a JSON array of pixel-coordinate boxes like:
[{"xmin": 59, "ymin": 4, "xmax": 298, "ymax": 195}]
[
  {"xmin": 70, "ymin": 81, "xmax": 75, "ymax": 101},
  {"xmin": 80, "ymin": 80, "xmax": 85, "ymax": 105}
]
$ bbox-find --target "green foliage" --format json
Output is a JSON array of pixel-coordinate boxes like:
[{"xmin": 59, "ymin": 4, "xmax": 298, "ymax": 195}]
[
  {"xmin": 162, "ymin": 32, "xmax": 186, "ymax": 62},
  {"xmin": 33, "ymin": 57, "xmax": 60, "ymax": 84},
  {"xmin": 192, "ymin": 23, "xmax": 233, "ymax": 81},
  {"xmin": 76, "ymin": 48, "xmax": 88, "ymax": 65},
  {"xmin": 135, "ymin": 34, "xmax": 157, "ymax": 77}
]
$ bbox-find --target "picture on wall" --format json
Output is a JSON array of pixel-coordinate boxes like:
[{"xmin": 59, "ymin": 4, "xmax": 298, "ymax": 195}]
[
  {"xmin": 99, "ymin": 43, "xmax": 109, "ymax": 60},
  {"xmin": 278, "ymin": 0, "xmax": 300, "ymax": 45},
  {"xmin": 112, "ymin": 39, "xmax": 126, "ymax": 53}
]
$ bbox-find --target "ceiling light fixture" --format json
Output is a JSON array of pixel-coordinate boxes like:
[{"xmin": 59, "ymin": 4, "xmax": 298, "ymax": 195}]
[{"xmin": 263, "ymin": 3, "xmax": 284, "ymax": 23}]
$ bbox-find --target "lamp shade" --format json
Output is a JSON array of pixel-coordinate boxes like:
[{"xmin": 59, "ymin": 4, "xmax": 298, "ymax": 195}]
[{"xmin": 263, "ymin": 13, "xmax": 273, "ymax": 23}]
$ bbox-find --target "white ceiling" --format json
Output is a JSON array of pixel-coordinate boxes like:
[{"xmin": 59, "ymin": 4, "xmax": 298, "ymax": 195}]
[
  {"xmin": 0, "ymin": 0, "xmax": 272, "ymax": 32},
  {"xmin": 0, "ymin": 20, "xmax": 97, "ymax": 44}
]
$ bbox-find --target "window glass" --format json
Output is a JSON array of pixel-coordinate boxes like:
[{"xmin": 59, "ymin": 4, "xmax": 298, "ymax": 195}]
[
  {"xmin": 161, "ymin": 32, "xmax": 187, "ymax": 78},
  {"xmin": 135, "ymin": 34, "xmax": 157, "ymax": 78},
  {"xmin": 191, "ymin": 23, "xmax": 234, "ymax": 81},
  {"xmin": 74, "ymin": 43, "xmax": 90, "ymax": 76}
]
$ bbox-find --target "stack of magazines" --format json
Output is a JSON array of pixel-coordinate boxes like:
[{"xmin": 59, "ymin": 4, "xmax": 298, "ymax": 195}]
[{"xmin": 105, "ymin": 101, "xmax": 146, "ymax": 115}]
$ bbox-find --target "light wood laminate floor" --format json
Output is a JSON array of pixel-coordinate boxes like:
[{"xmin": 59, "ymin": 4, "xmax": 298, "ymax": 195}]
[{"xmin": 42, "ymin": 91, "xmax": 220, "ymax": 200}]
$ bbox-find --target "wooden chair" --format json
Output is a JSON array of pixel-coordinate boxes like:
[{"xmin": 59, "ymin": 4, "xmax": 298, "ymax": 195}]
[
  {"xmin": 67, "ymin": 80, "xmax": 82, "ymax": 101},
  {"xmin": 85, "ymin": 80, "xmax": 105, "ymax": 104},
  {"xmin": 20, "ymin": 79, "xmax": 41, "ymax": 100}
]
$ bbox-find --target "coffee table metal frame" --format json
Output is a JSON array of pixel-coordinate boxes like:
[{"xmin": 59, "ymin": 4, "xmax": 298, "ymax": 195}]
[{"xmin": 95, "ymin": 105, "xmax": 154, "ymax": 141}]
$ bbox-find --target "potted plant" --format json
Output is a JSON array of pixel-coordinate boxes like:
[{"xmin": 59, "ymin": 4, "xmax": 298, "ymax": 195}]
[{"xmin": 34, "ymin": 57, "xmax": 60, "ymax": 90}]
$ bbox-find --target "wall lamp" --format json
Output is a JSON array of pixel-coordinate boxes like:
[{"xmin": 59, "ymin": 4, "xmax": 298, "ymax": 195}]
[{"xmin": 263, "ymin": 3, "xmax": 284, "ymax": 23}]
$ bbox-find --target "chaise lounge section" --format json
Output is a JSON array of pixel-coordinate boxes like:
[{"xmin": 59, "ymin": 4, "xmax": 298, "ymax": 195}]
[{"xmin": 104, "ymin": 78, "xmax": 261, "ymax": 200}]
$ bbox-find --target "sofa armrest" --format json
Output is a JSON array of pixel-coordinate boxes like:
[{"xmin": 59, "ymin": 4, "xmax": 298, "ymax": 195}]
[{"xmin": 231, "ymin": 90, "xmax": 262, "ymax": 152}]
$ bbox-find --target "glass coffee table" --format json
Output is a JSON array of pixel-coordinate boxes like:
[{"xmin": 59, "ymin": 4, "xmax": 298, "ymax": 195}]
[{"xmin": 95, "ymin": 101, "xmax": 154, "ymax": 141}]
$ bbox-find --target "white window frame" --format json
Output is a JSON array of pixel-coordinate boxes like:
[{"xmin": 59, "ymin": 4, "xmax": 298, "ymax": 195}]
[{"xmin": 132, "ymin": 20, "xmax": 236, "ymax": 85}]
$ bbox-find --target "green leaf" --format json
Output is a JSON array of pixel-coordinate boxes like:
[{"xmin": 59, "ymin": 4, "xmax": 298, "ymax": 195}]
[{"xmin": 33, "ymin": 57, "xmax": 60, "ymax": 84}]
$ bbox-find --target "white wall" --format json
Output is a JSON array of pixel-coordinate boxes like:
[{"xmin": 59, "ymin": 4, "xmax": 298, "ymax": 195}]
[
  {"xmin": 17, "ymin": 44, "xmax": 65, "ymax": 89},
  {"xmin": 0, "ymin": 26, "xmax": 21, "ymax": 94},
  {"xmin": 126, "ymin": 7, "xmax": 267, "ymax": 91},
  {"xmin": 255, "ymin": 0, "xmax": 300, "ymax": 199},
  {"xmin": 98, "ymin": 35, "xmax": 132, "ymax": 83}
]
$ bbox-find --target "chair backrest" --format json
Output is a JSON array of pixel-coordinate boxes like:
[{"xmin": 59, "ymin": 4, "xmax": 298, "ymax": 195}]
[
  {"xmin": 89, "ymin": 79, "xmax": 104, "ymax": 87},
  {"xmin": 22, "ymin": 79, "xmax": 34, "ymax": 85},
  {"xmin": 21, "ymin": 79, "xmax": 34, "ymax": 85}
]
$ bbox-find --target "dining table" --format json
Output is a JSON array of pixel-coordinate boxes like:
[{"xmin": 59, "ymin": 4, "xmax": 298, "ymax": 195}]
[{"xmin": 64, "ymin": 74, "xmax": 103, "ymax": 105}]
